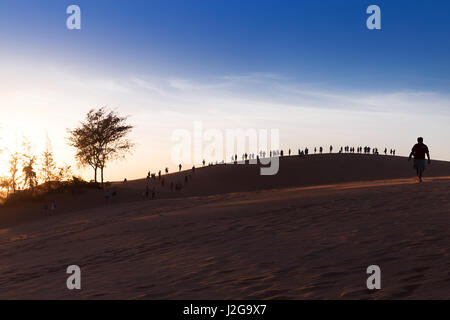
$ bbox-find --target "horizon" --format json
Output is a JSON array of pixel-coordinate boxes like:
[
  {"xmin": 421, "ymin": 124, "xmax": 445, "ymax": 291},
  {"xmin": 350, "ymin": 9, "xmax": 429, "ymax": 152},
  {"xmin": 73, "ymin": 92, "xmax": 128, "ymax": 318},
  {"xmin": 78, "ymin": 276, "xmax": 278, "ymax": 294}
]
[{"xmin": 1, "ymin": 0, "xmax": 449, "ymax": 182}]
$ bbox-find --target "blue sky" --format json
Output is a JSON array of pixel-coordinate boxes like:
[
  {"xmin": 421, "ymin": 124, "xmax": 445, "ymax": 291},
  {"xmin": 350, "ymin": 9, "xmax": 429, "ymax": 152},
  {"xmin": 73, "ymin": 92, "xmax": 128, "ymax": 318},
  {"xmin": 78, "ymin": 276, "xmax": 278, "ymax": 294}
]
[
  {"xmin": 1, "ymin": 0, "xmax": 449, "ymax": 90},
  {"xmin": 0, "ymin": 0, "xmax": 449, "ymax": 180}
]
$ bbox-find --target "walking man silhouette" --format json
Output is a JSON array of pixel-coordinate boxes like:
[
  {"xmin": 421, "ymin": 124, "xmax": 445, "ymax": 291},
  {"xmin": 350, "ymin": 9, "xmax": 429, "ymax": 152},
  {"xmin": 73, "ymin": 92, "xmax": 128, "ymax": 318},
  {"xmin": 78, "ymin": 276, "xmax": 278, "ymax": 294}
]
[{"xmin": 408, "ymin": 137, "xmax": 431, "ymax": 183}]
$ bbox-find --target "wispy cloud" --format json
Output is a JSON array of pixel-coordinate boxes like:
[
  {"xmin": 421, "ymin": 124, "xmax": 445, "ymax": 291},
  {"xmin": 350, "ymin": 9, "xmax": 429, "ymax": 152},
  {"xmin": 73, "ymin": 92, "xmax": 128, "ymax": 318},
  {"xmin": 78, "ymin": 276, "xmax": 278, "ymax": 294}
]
[
  {"xmin": 168, "ymin": 78, "xmax": 230, "ymax": 91},
  {"xmin": 131, "ymin": 77, "xmax": 167, "ymax": 96},
  {"xmin": 129, "ymin": 73, "xmax": 450, "ymax": 117},
  {"xmin": 77, "ymin": 78, "xmax": 130, "ymax": 94},
  {"xmin": 222, "ymin": 72, "xmax": 284, "ymax": 81}
]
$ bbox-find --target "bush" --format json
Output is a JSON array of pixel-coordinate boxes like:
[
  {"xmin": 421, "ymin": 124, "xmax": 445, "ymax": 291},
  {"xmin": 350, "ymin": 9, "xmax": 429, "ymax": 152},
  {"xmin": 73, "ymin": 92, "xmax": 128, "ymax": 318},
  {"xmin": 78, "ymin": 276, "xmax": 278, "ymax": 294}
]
[{"xmin": 0, "ymin": 176, "xmax": 100, "ymax": 207}]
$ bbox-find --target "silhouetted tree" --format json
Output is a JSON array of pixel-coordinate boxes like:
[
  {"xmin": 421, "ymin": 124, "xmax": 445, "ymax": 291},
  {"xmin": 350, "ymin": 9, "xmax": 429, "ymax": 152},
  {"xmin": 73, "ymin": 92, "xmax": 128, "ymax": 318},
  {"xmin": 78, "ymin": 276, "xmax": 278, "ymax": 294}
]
[
  {"xmin": 67, "ymin": 107, "xmax": 134, "ymax": 185},
  {"xmin": 22, "ymin": 158, "xmax": 37, "ymax": 191},
  {"xmin": 56, "ymin": 165, "xmax": 72, "ymax": 183},
  {"xmin": 21, "ymin": 141, "xmax": 37, "ymax": 191},
  {"xmin": 8, "ymin": 152, "xmax": 20, "ymax": 194},
  {"xmin": 0, "ymin": 176, "xmax": 9, "ymax": 199},
  {"xmin": 40, "ymin": 136, "xmax": 57, "ymax": 189}
]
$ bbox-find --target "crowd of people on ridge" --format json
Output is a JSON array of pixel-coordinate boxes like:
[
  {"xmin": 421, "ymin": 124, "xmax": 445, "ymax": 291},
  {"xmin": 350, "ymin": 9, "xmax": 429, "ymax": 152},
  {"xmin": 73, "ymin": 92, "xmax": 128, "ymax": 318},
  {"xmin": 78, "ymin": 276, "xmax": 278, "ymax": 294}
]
[{"xmin": 136, "ymin": 144, "xmax": 398, "ymax": 199}]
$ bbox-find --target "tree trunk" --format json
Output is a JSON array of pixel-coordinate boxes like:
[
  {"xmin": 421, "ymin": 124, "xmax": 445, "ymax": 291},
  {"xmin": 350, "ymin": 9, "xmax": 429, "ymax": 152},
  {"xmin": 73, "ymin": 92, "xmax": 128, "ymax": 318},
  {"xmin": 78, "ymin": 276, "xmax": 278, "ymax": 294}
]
[
  {"xmin": 101, "ymin": 167, "xmax": 104, "ymax": 186},
  {"xmin": 94, "ymin": 167, "xmax": 98, "ymax": 183}
]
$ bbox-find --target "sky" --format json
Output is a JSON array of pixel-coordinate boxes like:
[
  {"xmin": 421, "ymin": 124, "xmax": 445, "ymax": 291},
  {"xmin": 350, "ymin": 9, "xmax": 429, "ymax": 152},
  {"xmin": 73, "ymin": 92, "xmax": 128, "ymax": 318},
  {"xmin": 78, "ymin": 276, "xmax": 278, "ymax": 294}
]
[{"xmin": 0, "ymin": 0, "xmax": 449, "ymax": 181}]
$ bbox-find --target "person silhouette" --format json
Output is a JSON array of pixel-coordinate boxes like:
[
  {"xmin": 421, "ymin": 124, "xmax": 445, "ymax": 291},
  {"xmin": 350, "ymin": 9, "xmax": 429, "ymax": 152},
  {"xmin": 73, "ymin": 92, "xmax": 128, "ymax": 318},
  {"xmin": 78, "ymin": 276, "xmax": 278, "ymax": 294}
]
[
  {"xmin": 165, "ymin": 167, "xmax": 169, "ymax": 174},
  {"xmin": 330, "ymin": 145, "xmax": 333, "ymax": 153},
  {"xmin": 104, "ymin": 190, "xmax": 110, "ymax": 203},
  {"xmin": 319, "ymin": 147, "xmax": 323, "ymax": 154},
  {"xmin": 43, "ymin": 202, "xmax": 49, "ymax": 216},
  {"xmin": 202, "ymin": 159, "xmax": 206, "ymax": 166},
  {"xmin": 179, "ymin": 164, "xmax": 182, "ymax": 171},
  {"xmin": 49, "ymin": 200, "xmax": 56, "ymax": 216},
  {"xmin": 408, "ymin": 137, "xmax": 431, "ymax": 182}
]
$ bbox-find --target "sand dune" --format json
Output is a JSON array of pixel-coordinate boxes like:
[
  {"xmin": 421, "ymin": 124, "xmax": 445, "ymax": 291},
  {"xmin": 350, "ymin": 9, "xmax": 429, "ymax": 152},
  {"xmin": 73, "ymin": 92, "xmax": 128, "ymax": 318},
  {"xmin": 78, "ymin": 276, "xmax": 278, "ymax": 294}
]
[
  {"xmin": 122, "ymin": 153, "xmax": 450, "ymax": 196},
  {"xmin": 2, "ymin": 154, "xmax": 450, "ymax": 228},
  {"xmin": 1, "ymin": 154, "xmax": 450, "ymax": 299}
]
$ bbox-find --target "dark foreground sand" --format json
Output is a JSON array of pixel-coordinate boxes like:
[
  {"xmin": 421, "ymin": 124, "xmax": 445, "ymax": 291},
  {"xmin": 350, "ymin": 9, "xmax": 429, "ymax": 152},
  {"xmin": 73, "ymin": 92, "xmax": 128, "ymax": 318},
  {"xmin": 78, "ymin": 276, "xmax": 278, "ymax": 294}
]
[{"xmin": 1, "ymin": 174, "xmax": 449, "ymax": 299}]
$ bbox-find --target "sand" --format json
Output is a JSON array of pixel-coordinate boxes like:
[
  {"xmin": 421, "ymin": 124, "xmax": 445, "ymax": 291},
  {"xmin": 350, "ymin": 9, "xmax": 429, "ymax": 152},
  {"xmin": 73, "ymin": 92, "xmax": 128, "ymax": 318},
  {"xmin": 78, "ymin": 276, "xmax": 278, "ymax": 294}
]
[{"xmin": 0, "ymin": 154, "xmax": 449, "ymax": 299}]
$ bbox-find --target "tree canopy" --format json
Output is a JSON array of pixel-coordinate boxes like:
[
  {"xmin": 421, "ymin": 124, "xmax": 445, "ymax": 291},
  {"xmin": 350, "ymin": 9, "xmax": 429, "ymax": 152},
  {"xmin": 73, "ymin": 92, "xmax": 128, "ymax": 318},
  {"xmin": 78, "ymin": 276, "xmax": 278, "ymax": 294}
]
[{"xmin": 67, "ymin": 107, "xmax": 134, "ymax": 185}]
